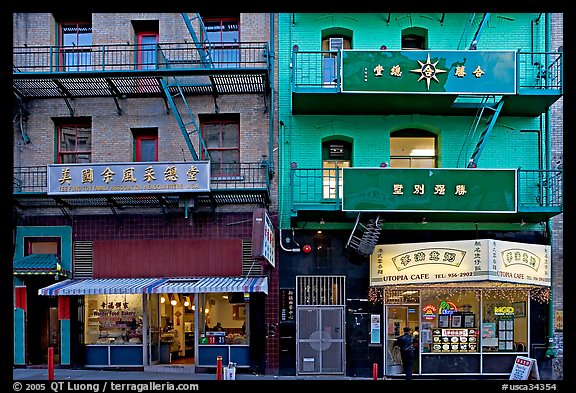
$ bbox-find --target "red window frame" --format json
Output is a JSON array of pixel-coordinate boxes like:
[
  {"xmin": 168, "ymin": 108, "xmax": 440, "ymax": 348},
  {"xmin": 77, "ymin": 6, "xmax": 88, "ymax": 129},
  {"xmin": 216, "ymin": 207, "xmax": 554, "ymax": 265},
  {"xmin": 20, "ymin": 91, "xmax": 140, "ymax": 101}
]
[
  {"xmin": 134, "ymin": 131, "xmax": 158, "ymax": 162},
  {"xmin": 201, "ymin": 118, "xmax": 240, "ymax": 176},
  {"xmin": 136, "ymin": 31, "xmax": 159, "ymax": 69},
  {"xmin": 58, "ymin": 20, "xmax": 92, "ymax": 71}
]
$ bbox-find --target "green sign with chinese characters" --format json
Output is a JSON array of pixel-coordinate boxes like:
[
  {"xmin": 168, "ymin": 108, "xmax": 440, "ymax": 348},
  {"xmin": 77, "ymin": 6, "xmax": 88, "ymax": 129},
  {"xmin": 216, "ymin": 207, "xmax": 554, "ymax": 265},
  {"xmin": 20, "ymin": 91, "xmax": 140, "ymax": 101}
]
[
  {"xmin": 341, "ymin": 50, "xmax": 516, "ymax": 94},
  {"xmin": 342, "ymin": 168, "xmax": 517, "ymax": 212}
]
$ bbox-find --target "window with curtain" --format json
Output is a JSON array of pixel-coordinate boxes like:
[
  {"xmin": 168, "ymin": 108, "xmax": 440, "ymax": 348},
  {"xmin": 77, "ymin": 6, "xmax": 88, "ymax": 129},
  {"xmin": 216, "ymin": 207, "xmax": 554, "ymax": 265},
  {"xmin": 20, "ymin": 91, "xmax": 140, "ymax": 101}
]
[{"xmin": 390, "ymin": 130, "xmax": 436, "ymax": 168}]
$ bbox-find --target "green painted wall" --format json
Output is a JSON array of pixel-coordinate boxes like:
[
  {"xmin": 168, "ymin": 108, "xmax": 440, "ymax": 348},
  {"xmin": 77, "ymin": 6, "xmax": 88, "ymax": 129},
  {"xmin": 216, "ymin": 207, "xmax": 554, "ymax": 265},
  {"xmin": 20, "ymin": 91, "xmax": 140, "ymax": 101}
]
[{"xmin": 278, "ymin": 13, "xmax": 548, "ymax": 228}]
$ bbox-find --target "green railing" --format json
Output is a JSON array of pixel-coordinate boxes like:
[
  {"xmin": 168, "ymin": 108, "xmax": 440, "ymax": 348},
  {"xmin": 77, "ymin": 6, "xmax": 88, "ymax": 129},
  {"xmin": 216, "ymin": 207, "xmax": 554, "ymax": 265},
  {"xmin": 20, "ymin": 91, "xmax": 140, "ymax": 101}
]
[
  {"xmin": 13, "ymin": 42, "xmax": 270, "ymax": 73},
  {"xmin": 13, "ymin": 163, "xmax": 270, "ymax": 194},
  {"xmin": 292, "ymin": 51, "xmax": 562, "ymax": 92},
  {"xmin": 289, "ymin": 167, "xmax": 562, "ymax": 212}
]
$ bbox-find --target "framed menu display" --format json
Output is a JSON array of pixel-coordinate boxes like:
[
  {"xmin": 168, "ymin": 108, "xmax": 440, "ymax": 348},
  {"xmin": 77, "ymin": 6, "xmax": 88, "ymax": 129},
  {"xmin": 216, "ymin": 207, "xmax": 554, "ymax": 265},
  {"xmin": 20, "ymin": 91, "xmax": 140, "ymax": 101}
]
[
  {"xmin": 464, "ymin": 313, "xmax": 475, "ymax": 328},
  {"xmin": 438, "ymin": 314, "xmax": 450, "ymax": 328},
  {"xmin": 451, "ymin": 314, "xmax": 462, "ymax": 328}
]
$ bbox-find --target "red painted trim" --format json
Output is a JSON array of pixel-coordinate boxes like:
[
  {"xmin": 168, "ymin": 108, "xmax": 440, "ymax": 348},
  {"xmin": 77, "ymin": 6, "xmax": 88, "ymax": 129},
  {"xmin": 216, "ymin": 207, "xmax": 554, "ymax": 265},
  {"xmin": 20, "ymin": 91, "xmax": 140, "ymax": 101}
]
[
  {"xmin": 135, "ymin": 132, "xmax": 158, "ymax": 162},
  {"xmin": 58, "ymin": 296, "xmax": 70, "ymax": 320},
  {"xmin": 15, "ymin": 287, "xmax": 27, "ymax": 311},
  {"xmin": 136, "ymin": 31, "xmax": 158, "ymax": 69}
]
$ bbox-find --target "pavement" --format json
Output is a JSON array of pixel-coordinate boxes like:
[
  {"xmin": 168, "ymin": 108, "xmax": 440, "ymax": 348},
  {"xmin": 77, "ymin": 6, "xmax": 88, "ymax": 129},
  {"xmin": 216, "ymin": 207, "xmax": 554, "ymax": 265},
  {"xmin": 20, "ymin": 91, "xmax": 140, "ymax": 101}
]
[{"xmin": 12, "ymin": 366, "xmax": 375, "ymax": 381}]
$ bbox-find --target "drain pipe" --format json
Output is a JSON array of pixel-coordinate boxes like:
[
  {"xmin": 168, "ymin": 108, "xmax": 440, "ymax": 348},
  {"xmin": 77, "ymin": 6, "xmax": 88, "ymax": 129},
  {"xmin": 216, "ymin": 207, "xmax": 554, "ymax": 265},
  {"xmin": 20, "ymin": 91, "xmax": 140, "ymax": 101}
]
[
  {"xmin": 268, "ymin": 13, "xmax": 275, "ymax": 177},
  {"xmin": 544, "ymin": 12, "xmax": 556, "ymax": 359}
]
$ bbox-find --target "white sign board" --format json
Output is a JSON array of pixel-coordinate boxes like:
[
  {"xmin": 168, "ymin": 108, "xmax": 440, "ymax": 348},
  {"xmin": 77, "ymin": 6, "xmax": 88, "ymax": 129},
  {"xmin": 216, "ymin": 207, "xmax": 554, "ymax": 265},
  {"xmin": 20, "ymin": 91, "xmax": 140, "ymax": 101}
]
[
  {"xmin": 370, "ymin": 239, "xmax": 550, "ymax": 287},
  {"xmin": 509, "ymin": 356, "xmax": 540, "ymax": 380}
]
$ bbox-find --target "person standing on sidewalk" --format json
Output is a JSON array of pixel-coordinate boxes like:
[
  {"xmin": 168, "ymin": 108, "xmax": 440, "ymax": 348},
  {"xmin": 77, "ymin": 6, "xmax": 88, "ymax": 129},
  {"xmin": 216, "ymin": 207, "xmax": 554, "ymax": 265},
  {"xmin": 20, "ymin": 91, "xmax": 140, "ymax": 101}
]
[{"xmin": 394, "ymin": 326, "xmax": 414, "ymax": 380}]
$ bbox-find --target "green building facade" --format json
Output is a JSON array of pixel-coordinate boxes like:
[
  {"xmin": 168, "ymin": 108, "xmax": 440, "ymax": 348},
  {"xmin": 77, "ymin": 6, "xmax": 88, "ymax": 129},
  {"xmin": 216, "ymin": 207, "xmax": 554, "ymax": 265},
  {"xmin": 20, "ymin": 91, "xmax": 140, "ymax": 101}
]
[{"xmin": 277, "ymin": 13, "xmax": 562, "ymax": 378}]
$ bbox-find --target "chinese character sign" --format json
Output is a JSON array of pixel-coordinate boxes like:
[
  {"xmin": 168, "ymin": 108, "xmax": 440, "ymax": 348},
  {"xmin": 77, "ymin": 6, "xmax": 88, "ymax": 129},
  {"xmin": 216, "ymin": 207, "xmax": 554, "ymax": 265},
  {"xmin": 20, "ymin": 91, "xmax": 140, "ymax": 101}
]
[
  {"xmin": 47, "ymin": 162, "xmax": 210, "ymax": 195},
  {"xmin": 342, "ymin": 50, "xmax": 516, "ymax": 94}
]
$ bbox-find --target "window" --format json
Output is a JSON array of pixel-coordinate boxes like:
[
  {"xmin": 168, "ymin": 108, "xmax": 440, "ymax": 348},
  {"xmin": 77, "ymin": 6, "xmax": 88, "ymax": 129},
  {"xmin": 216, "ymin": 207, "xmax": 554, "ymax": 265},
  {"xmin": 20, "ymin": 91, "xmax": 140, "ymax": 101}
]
[
  {"xmin": 322, "ymin": 140, "xmax": 352, "ymax": 199},
  {"xmin": 59, "ymin": 20, "xmax": 92, "ymax": 71},
  {"xmin": 201, "ymin": 116, "xmax": 240, "ymax": 176},
  {"xmin": 390, "ymin": 130, "xmax": 436, "ymax": 168},
  {"xmin": 203, "ymin": 17, "xmax": 239, "ymax": 67},
  {"xmin": 133, "ymin": 128, "xmax": 158, "ymax": 162},
  {"xmin": 322, "ymin": 33, "xmax": 352, "ymax": 84},
  {"xmin": 25, "ymin": 237, "xmax": 60, "ymax": 257},
  {"xmin": 136, "ymin": 32, "xmax": 158, "ymax": 70},
  {"xmin": 57, "ymin": 121, "xmax": 92, "ymax": 163},
  {"xmin": 402, "ymin": 27, "xmax": 427, "ymax": 50},
  {"xmin": 199, "ymin": 293, "xmax": 249, "ymax": 345}
]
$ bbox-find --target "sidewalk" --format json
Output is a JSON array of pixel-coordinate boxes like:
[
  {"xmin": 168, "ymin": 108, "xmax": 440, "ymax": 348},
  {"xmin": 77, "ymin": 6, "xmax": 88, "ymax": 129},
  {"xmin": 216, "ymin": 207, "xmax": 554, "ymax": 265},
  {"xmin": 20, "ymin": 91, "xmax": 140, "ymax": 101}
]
[{"xmin": 13, "ymin": 367, "xmax": 375, "ymax": 381}]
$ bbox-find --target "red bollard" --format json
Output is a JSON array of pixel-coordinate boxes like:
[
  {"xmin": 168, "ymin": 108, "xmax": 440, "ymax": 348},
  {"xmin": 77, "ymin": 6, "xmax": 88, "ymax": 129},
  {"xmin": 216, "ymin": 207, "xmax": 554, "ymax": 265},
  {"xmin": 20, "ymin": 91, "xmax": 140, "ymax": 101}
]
[
  {"xmin": 373, "ymin": 362, "xmax": 378, "ymax": 380},
  {"xmin": 216, "ymin": 355, "xmax": 223, "ymax": 380},
  {"xmin": 48, "ymin": 347, "xmax": 54, "ymax": 380}
]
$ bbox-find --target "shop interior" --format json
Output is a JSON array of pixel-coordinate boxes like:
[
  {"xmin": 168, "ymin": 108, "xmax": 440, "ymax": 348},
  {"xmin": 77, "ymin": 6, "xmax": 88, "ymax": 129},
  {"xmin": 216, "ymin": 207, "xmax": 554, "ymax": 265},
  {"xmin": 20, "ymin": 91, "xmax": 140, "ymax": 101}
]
[{"xmin": 158, "ymin": 292, "xmax": 249, "ymax": 365}]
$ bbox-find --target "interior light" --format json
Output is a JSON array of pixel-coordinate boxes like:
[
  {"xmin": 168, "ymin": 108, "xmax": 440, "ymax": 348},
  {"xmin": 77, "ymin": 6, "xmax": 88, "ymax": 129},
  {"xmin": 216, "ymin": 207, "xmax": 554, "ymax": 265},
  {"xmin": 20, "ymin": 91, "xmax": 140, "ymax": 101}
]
[{"xmin": 160, "ymin": 295, "xmax": 165, "ymax": 304}]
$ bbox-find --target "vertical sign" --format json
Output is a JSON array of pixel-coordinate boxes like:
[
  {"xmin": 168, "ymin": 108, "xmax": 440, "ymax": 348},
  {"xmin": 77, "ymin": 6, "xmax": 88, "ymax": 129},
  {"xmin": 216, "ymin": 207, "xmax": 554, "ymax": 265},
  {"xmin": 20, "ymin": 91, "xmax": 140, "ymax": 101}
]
[
  {"xmin": 370, "ymin": 314, "xmax": 381, "ymax": 344},
  {"xmin": 251, "ymin": 208, "xmax": 276, "ymax": 268},
  {"xmin": 280, "ymin": 289, "xmax": 295, "ymax": 321}
]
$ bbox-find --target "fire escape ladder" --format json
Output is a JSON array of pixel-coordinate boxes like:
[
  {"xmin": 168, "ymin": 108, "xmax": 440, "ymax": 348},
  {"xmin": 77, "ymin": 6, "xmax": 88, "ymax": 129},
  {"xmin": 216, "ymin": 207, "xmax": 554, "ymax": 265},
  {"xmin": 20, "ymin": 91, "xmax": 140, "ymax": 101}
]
[
  {"xmin": 346, "ymin": 213, "xmax": 382, "ymax": 257},
  {"xmin": 160, "ymin": 77, "xmax": 210, "ymax": 162},
  {"xmin": 467, "ymin": 97, "xmax": 505, "ymax": 168},
  {"xmin": 181, "ymin": 12, "xmax": 213, "ymax": 68}
]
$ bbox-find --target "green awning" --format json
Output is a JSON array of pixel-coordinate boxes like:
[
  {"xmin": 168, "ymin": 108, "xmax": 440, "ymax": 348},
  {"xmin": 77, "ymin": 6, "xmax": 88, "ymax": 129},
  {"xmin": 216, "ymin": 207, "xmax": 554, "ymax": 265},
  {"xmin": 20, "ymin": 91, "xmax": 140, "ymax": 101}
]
[{"xmin": 13, "ymin": 254, "xmax": 71, "ymax": 277}]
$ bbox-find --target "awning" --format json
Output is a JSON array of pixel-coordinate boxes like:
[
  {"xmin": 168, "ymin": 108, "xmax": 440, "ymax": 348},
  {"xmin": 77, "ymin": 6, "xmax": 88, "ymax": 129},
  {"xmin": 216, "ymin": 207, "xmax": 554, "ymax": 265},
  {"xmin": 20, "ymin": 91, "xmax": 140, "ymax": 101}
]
[
  {"xmin": 145, "ymin": 277, "xmax": 269, "ymax": 295},
  {"xmin": 38, "ymin": 278, "xmax": 162, "ymax": 296},
  {"xmin": 13, "ymin": 254, "xmax": 71, "ymax": 277},
  {"xmin": 38, "ymin": 276, "xmax": 268, "ymax": 296}
]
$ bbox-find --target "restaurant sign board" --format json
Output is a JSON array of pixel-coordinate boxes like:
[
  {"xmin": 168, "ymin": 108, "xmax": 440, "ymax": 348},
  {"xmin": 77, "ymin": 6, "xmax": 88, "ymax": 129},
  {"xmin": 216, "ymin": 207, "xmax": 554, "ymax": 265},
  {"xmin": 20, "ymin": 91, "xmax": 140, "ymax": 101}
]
[{"xmin": 370, "ymin": 239, "xmax": 550, "ymax": 287}]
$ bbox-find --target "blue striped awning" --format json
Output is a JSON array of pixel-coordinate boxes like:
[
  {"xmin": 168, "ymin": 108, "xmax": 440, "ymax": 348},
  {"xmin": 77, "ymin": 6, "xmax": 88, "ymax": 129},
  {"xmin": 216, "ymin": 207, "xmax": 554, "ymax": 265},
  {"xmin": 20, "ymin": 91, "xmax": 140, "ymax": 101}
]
[
  {"xmin": 38, "ymin": 278, "xmax": 162, "ymax": 296},
  {"xmin": 145, "ymin": 277, "xmax": 268, "ymax": 295},
  {"xmin": 38, "ymin": 276, "xmax": 268, "ymax": 296}
]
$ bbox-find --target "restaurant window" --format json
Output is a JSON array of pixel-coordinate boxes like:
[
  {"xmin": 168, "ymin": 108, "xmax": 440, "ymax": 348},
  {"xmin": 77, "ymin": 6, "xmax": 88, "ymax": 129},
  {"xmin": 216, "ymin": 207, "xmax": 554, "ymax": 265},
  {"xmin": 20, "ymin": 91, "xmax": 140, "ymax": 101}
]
[
  {"xmin": 322, "ymin": 139, "xmax": 352, "ymax": 199},
  {"xmin": 419, "ymin": 289, "xmax": 480, "ymax": 354},
  {"xmin": 481, "ymin": 290, "xmax": 529, "ymax": 353},
  {"xmin": 321, "ymin": 29, "xmax": 352, "ymax": 84},
  {"xmin": 57, "ymin": 120, "xmax": 92, "ymax": 164},
  {"xmin": 203, "ymin": 16, "xmax": 239, "ymax": 67},
  {"xmin": 58, "ymin": 18, "xmax": 92, "ymax": 71},
  {"xmin": 390, "ymin": 129, "xmax": 436, "ymax": 168},
  {"xmin": 198, "ymin": 293, "xmax": 249, "ymax": 345},
  {"xmin": 133, "ymin": 128, "xmax": 158, "ymax": 162},
  {"xmin": 201, "ymin": 115, "xmax": 240, "ymax": 176},
  {"xmin": 84, "ymin": 294, "xmax": 143, "ymax": 345}
]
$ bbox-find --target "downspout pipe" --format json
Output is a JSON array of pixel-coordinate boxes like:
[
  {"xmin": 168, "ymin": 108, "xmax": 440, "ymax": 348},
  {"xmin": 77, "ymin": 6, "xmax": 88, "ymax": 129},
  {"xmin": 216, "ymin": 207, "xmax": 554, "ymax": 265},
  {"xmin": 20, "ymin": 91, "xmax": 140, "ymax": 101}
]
[
  {"xmin": 544, "ymin": 12, "xmax": 556, "ymax": 359},
  {"xmin": 268, "ymin": 13, "xmax": 275, "ymax": 177}
]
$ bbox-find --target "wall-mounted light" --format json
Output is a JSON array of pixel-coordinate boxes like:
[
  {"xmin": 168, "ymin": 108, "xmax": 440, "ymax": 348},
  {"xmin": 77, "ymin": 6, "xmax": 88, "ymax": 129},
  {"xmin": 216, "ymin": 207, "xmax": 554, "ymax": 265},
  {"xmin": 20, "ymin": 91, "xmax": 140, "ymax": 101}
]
[
  {"xmin": 380, "ymin": 45, "xmax": 387, "ymax": 50},
  {"xmin": 380, "ymin": 162, "xmax": 388, "ymax": 168},
  {"xmin": 293, "ymin": 44, "xmax": 299, "ymax": 51},
  {"xmin": 291, "ymin": 162, "xmax": 298, "ymax": 168}
]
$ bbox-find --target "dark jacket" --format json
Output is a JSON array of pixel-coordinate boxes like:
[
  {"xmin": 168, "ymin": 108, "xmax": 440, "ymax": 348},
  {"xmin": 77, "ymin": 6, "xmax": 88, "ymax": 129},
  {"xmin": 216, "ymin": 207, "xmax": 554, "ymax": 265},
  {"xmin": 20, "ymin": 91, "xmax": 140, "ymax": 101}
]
[{"xmin": 394, "ymin": 333, "xmax": 414, "ymax": 351}]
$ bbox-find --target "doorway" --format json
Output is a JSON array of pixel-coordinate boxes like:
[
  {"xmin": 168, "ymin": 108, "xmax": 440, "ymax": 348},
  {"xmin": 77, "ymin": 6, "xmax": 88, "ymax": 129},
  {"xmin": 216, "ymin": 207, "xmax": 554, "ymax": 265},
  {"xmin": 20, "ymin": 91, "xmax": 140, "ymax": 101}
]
[{"xmin": 385, "ymin": 304, "xmax": 419, "ymax": 377}]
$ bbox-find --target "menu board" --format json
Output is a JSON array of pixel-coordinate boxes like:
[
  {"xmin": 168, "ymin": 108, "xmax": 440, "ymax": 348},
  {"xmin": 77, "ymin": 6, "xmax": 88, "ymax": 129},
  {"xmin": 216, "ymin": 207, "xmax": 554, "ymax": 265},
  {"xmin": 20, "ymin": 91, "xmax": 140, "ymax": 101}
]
[{"xmin": 431, "ymin": 328, "xmax": 478, "ymax": 352}]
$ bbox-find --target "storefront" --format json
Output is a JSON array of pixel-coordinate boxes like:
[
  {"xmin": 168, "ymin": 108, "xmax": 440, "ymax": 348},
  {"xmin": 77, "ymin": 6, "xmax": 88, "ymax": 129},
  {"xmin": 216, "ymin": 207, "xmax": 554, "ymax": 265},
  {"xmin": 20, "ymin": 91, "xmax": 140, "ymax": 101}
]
[
  {"xmin": 371, "ymin": 239, "xmax": 551, "ymax": 377},
  {"xmin": 38, "ymin": 276, "xmax": 268, "ymax": 369}
]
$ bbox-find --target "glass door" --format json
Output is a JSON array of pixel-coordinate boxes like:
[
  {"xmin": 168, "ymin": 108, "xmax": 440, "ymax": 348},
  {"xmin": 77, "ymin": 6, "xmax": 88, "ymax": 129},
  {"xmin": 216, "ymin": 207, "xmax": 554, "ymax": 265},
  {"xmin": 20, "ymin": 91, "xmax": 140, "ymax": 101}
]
[
  {"xmin": 385, "ymin": 304, "xmax": 420, "ymax": 377},
  {"xmin": 147, "ymin": 294, "xmax": 161, "ymax": 365}
]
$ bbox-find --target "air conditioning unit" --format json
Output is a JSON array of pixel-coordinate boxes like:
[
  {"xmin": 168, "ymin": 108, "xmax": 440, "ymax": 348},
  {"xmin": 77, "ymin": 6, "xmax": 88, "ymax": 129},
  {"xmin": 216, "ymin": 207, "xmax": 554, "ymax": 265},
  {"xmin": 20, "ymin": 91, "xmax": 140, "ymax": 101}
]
[{"xmin": 329, "ymin": 37, "xmax": 343, "ymax": 51}]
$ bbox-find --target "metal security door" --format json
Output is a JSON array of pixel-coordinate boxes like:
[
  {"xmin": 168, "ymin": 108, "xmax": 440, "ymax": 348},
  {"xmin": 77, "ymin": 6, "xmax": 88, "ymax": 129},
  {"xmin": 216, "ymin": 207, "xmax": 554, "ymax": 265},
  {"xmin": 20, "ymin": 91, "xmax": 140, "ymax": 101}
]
[{"xmin": 297, "ymin": 306, "xmax": 345, "ymax": 374}]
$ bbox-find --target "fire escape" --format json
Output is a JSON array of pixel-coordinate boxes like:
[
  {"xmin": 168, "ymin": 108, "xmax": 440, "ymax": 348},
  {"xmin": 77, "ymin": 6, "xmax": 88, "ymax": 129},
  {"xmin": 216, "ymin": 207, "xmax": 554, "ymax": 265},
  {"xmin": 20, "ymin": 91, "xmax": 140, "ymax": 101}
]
[{"xmin": 12, "ymin": 13, "xmax": 271, "ymax": 217}]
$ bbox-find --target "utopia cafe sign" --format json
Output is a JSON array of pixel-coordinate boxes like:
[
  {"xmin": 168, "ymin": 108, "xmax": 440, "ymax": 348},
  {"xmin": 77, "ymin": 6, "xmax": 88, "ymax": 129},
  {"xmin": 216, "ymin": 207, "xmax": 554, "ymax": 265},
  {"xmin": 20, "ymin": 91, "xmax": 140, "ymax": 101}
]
[{"xmin": 370, "ymin": 239, "xmax": 550, "ymax": 287}]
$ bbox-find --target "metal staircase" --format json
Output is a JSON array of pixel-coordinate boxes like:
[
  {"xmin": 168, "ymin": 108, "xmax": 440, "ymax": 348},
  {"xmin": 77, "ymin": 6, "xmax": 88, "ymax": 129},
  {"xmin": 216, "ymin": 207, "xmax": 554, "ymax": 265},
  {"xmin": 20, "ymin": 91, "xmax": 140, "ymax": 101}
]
[
  {"xmin": 465, "ymin": 96, "xmax": 505, "ymax": 168},
  {"xmin": 161, "ymin": 13, "xmax": 213, "ymax": 161},
  {"xmin": 160, "ymin": 77, "xmax": 210, "ymax": 161}
]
